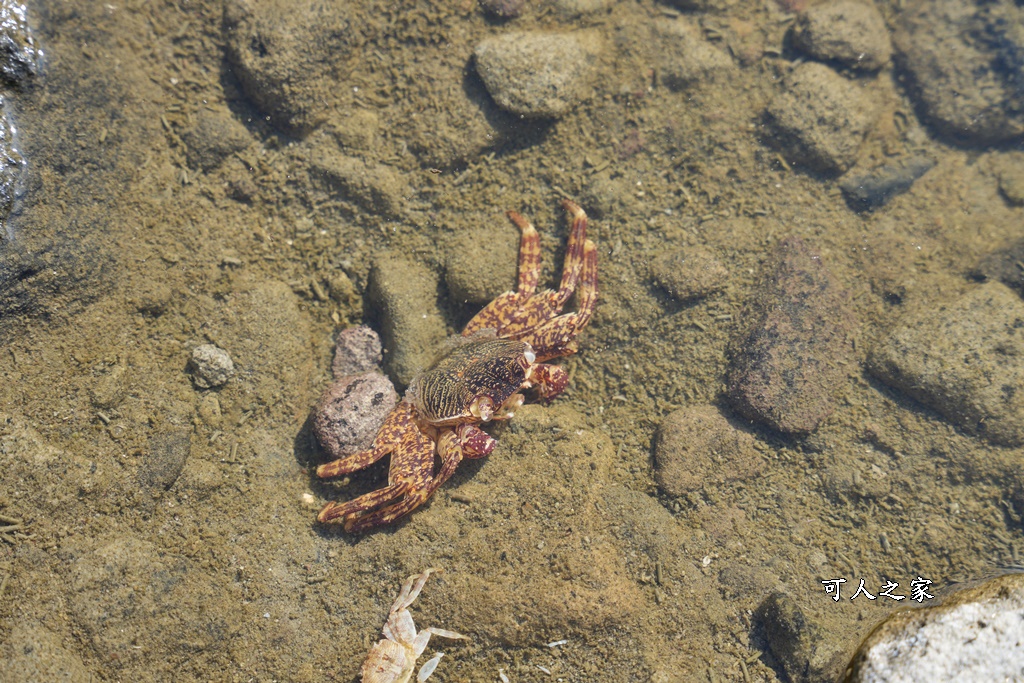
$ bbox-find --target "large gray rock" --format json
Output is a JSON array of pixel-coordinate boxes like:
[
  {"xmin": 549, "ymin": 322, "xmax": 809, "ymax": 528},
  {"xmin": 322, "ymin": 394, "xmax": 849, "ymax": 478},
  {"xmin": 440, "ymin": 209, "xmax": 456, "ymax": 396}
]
[
  {"xmin": 895, "ymin": 0, "xmax": 1024, "ymax": 145},
  {"xmin": 474, "ymin": 31, "xmax": 598, "ymax": 118},
  {"xmin": 868, "ymin": 281, "xmax": 1024, "ymax": 446},
  {"xmin": 845, "ymin": 573, "xmax": 1024, "ymax": 682}
]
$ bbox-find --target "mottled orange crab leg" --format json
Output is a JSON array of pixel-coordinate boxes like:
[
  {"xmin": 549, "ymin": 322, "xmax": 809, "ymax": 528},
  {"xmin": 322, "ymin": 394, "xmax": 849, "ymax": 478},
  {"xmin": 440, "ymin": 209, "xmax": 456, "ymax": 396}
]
[
  {"xmin": 316, "ymin": 402, "xmax": 416, "ymax": 479},
  {"xmin": 552, "ymin": 199, "xmax": 588, "ymax": 309},
  {"xmin": 506, "ymin": 210, "xmax": 541, "ymax": 296},
  {"xmin": 519, "ymin": 238, "xmax": 598, "ymax": 361},
  {"xmin": 318, "ymin": 481, "xmax": 410, "ymax": 524}
]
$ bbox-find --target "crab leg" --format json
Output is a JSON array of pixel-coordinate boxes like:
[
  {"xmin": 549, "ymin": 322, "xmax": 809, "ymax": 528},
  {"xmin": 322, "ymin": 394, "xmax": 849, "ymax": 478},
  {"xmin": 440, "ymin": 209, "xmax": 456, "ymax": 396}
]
[
  {"xmin": 527, "ymin": 363, "xmax": 569, "ymax": 400},
  {"xmin": 318, "ymin": 481, "xmax": 410, "ymax": 524},
  {"xmin": 316, "ymin": 401, "xmax": 417, "ymax": 479},
  {"xmin": 552, "ymin": 199, "xmax": 589, "ymax": 309},
  {"xmin": 507, "ymin": 210, "xmax": 541, "ymax": 296},
  {"xmin": 518, "ymin": 238, "xmax": 598, "ymax": 361}
]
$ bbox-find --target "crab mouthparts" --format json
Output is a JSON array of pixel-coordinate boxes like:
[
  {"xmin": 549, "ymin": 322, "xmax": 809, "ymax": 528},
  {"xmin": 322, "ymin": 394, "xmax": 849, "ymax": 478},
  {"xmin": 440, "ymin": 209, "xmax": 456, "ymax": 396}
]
[{"xmin": 470, "ymin": 396, "xmax": 495, "ymax": 422}]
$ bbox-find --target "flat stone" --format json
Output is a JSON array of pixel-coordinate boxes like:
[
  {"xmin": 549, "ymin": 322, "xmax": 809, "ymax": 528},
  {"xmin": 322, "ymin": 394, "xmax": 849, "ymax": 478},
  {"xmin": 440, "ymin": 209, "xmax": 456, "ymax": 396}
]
[
  {"xmin": 307, "ymin": 147, "xmax": 407, "ymax": 218},
  {"xmin": 368, "ymin": 253, "xmax": 448, "ymax": 388},
  {"xmin": 868, "ymin": 281, "xmax": 1024, "ymax": 446},
  {"xmin": 649, "ymin": 245, "xmax": 729, "ymax": 302},
  {"xmin": 765, "ymin": 62, "xmax": 877, "ymax": 174},
  {"xmin": 653, "ymin": 18, "xmax": 733, "ymax": 91},
  {"xmin": 443, "ymin": 212, "xmax": 518, "ymax": 306},
  {"xmin": 846, "ymin": 573, "xmax": 1024, "ymax": 682},
  {"xmin": 792, "ymin": 0, "xmax": 892, "ymax": 71},
  {"xmin": 140, "ymin": 426, "xmax": 191, "ymax": 490},
  {"xmin": 654, "ymin": 405, "xmax": 763, "ymax": 496},
  {"xmin": 727, "ymin": 237, "xmax": 856, "ymax": 434},
  {"xmin": 474, "ymin": 31, "xmax": 597, "ymax": 118},
  {"xmin": 180, "ymin": 107, "xmax": 252, "ymax": 171}
]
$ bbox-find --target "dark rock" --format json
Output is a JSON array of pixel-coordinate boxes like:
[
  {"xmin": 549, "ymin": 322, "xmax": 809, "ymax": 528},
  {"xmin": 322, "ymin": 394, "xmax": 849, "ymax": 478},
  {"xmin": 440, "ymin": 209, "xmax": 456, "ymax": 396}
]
[
  {"xmin": 895, "ymin": 0, "xmax": 1024, "ymax": 145},
  {"xmin": 0, "ymin": 1, "xmax": 41, "ymax": 86},
  {"xmin": 474, "ymin": 31, "xmax": 598, "ymax": 118},
  {"xmin": 313, "ymin": 370, "xmax": 398, "ymax": 459},
  {"xmin": 331, "ymin": 325, "xmax": 383, "ymax": 379},
  {"xmin": 868, "ymin": 281, "xmax": 1024, "ymax": 446},
  {"xmin": 757, "ymin": 592, "xmax": 846, "ymax": 683},
  {"xmin": 792, "ymin": 0, "xmax": 892, "ymax": 72},
  {"xmin": 765, "ymin": 62, "xmax": 877, "ymax": 174},
  {"xmin": 654, "ymin": 405, "xmax": 763, "ymax": 497},
  {"xmin": 180, "ymin": 108, "xmax": 252, "ymax": 171},
  {"xmin": 649, "ymin": 246, "xmax": 729, "ymax": 302},
  {"xmin": 140, "ymin": 427, "xmax": 191, "ymax": 490},
  {"xmin": 974, "ymin": 238, "xmax": 1024, "ymax": 295},
  {"xmin": 368, "ymin": 254, "xmax": 448, "ymax": 388},
  {"xmin": 480, "ymin": 0, "xmax": 526, "ymax": 19},
  {"xmin": 727, "ymin": 237, "xmax": 855, "ymax": 435},
  {"xmin": 188, "ymin": 344, "xmax": 234, "ymax": 389},
  {"xmin": 838, "ymin": 155, "xmax": 935, "ymax": 212},
  {"xmin": 845, "ymin": 573, "xmax": 1024, "ymax": 682}
]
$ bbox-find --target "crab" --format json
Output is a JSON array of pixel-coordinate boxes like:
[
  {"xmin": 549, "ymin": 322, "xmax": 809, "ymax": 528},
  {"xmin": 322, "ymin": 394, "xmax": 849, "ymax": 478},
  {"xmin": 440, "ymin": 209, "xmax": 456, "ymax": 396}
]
[
  {"xmin": 316, "ymin": 199, "xmax": 598, "ymax": 532},
  {"xmin": 360, "ymin": 568, "xmax": 468, "ymax": 683}
]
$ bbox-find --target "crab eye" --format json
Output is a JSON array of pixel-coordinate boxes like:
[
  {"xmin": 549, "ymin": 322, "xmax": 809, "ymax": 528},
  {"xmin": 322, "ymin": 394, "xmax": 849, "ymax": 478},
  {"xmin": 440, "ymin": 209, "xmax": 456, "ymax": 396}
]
[{"xmin": 523, "ymin": 347, "xmax": 536, "ymax": 364}]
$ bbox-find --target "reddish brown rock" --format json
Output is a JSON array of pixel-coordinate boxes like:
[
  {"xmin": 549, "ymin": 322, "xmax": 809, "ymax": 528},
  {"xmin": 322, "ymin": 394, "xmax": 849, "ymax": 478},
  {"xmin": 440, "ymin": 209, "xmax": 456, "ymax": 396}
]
[
  {"xmin": 313, "ymin": 371, "xmax": 398, "ymax": 459},
  {"xmin": 331, "ymin": 325, "xmax": 383, "ymax": 379},
  {"xmin": 727, "ymin": 237, "xmax": 855, "ymax": 435}
]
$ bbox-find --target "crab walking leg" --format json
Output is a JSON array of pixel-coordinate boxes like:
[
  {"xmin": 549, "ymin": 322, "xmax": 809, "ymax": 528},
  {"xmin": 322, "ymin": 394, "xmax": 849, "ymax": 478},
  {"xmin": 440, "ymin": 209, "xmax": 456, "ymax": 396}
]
[
  {"xmin": 318, "ymin": 481, "xmax": 410, "ymax": 524},
  {"xmin": 552, "ymin": 199, "xmax": 589, "ymax": 309},
  {"xmin": 316, "ymin": 401, "xmax": 417, "ymax": 479},
  {"xmin": 519, "ymin": 238, "xmax": 598, "ymax": 361},
  {"xmin": 462, "ymin": 210, "xmax": 540, "ymax": 336},
  {"xmin": 392, "ymin": 568, "xmax": 439, "ymax": 613},
  {"xmin": 506, "ymin": 209, "xmax": 541, "ymax": 296}
]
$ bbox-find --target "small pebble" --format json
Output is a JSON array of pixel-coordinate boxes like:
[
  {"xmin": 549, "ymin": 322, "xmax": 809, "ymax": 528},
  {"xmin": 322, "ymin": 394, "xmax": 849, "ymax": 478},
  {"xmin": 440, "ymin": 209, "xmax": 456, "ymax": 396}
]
[
  {"xmin": 331, "ymin": 325, "xmax": 384, "ymax": 379},
  {"xmin": 188, "ymin": 344, "xmax": 235, "ymax": 389},
  {"xmin": 313, "ymin": 371, "xmax": 398, "ymax": 459}
]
